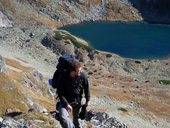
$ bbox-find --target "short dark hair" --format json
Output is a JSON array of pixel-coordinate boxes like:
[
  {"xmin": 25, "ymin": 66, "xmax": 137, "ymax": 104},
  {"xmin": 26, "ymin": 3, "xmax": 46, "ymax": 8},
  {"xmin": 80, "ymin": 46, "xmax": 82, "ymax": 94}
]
[{"xmin": 69, "ymin": 61, "xmax": 81, "ymax": 72}]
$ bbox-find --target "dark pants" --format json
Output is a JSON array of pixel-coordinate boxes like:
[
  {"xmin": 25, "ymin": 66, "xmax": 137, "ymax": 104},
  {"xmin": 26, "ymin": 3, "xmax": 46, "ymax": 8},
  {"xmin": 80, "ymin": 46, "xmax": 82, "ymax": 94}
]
[{"xmin": 58, "ymin": 103, "xmax": 82, "ymax": 128}]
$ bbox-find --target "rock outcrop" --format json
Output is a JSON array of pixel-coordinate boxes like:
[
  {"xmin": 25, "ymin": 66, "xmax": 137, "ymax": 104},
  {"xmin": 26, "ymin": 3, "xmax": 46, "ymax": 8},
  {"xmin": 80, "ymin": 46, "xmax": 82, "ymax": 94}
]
[
  {"xmin": 87, "ymin": 111, "xmax": 127, "ymax": 128},
  {"xmin": 0, "ymin": 11, "xmax": 13, "ymax": 27},
  {"xmin": 0, "ymin": 55, "xmax": 7, "ymax": 73},
  {"xmin": 41, "ymin": 33, "xmax": 75, "ymax": 55}
]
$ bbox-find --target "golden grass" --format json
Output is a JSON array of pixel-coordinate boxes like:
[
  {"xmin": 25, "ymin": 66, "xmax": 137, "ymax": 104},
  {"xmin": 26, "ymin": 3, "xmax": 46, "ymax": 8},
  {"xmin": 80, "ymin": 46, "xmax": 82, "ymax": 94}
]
[
  {"xmin": 91, "ymin": 84, "xmax": 133, "ymax": 101},
  {"xmin": 0, "ymin": 74, "xmax": 28, "ymax": 114},
  {"xmin": 5, "ymin": 58, "xmax": 31, "ymax": 73},
  {"xmin": 0, "ymin": 0, "xmax": 16, "ymax": 13},
  {"xmin": 140, "ymin": 98, "xmax": 170, "ymax": 118},
  {"xmin": 5, "ymin": 58, "xmax": 32, "ymax": 80},
  {"xmin": 90, "ymin": 0, "xmax": 102, "ymax": 5},
  {"xmin": 129, "ymin": 86, "xmax": 170, "ymax": 119}
]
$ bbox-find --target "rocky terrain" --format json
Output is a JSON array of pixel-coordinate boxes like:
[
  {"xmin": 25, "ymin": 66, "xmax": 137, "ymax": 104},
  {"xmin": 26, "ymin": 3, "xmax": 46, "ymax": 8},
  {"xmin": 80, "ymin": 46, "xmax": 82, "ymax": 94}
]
[
  {"xmin": 0, "ymin": 25, "xmax": 170, "ymax": 128},
  {"xmin": 0, "ymin": 0, "xmax": 170, "ymax": 128}
]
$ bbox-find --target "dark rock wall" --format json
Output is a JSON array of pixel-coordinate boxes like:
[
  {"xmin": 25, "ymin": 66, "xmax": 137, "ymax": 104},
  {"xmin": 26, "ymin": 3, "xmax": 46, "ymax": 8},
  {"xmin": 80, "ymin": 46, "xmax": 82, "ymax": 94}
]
[{"xmin": 129, "ymin": 0, "xmax": 170, "ymax": 23}]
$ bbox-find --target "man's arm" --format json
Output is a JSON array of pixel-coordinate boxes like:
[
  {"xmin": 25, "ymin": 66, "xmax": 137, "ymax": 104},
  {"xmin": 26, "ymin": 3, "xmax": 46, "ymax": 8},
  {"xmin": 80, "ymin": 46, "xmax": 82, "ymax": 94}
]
[
  {"xmin": 57, "ymin": 76, "xmax": 69, "ymax": 108},
  {"xmin": 82, "ymin": 72, "xmax": 90, "ymax": 106}
]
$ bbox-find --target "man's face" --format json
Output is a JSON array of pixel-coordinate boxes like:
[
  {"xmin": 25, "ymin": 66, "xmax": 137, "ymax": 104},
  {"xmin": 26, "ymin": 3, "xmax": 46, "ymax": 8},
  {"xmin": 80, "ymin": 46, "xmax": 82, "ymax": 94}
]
[
  {"xmin": 74, "ymin": 67, "xmax": 82, "ymax": 77},
  {"xmin": 70, "ymin": 67, "xmax": 82, "ymax": 78}
]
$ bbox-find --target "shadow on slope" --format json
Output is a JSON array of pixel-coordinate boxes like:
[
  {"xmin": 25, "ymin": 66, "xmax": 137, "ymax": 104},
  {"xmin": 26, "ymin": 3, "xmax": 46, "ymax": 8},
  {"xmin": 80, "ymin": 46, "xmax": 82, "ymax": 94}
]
[{"xmin": 129, "ymin": 0, "xmax": 170, "ymax": 23}]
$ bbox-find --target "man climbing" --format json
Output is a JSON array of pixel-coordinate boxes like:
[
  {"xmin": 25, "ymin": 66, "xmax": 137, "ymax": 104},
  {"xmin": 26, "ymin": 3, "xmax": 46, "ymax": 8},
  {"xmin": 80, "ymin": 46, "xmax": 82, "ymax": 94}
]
[{"xmin": 55, "ymin": 58, "xmax": 90, "ymax": 128}]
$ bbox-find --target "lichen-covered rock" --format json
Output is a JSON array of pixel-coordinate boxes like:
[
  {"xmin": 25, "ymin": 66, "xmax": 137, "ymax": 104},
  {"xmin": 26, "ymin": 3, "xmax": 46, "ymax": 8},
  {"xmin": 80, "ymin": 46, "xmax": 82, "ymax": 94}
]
[{"xmin": 41, "ymin": 33, "xmax": 75, "ymax": 55}]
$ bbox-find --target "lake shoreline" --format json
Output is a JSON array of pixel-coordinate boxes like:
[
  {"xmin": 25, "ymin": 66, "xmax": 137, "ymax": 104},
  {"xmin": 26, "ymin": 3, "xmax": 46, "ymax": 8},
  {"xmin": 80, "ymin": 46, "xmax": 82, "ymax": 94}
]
[{"xmin": 61, "ymin": 21, "xmax": 170, "ymax": 60}]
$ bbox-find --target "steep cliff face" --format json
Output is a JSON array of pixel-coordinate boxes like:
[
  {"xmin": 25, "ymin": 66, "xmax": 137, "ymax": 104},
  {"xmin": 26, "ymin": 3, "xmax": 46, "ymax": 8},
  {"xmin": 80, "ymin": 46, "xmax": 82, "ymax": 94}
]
[{"xmin": 129, "ymin": 0, "xmax": 170, "ymax": 23}]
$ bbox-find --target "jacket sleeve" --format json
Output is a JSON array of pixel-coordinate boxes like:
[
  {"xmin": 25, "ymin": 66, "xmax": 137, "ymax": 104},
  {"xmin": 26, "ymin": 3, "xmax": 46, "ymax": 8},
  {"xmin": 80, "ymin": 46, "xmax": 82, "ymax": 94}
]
[
  {"xmin": 57, "ymin": 76, "xmax": 69, "ymax": 107},
  {"xmin": 82, "ymin": 72, "xmax": 90, "ymax": 102}
]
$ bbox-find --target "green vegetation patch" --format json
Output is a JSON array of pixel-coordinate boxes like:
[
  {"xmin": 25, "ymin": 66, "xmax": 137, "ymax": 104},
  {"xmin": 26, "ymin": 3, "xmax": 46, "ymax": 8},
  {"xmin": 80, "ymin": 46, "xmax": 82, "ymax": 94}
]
[
  {"xmin": 118, "ymin": 107, "xmax": 128, "ymax": 112},
  {"xmin": 106, "ymin": 53, "xmax": 112, "ymax": 58},
  {"xmin": 159, "ymin": 80, "xmax": 170, "ymax": 85},
  {"xmin": 55, "ymin": 30, "xmax": 94, "ymax": 52},
  {"xmin": 55, "ymin": 31, "xmax": 63, "ymax": 40}
]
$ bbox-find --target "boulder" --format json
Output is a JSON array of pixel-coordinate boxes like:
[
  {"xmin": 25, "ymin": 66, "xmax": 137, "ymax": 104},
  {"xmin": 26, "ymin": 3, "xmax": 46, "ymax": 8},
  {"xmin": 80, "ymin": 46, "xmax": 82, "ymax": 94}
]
[
  {"xmin": 0, "ymin": 55, "xmax": 8, "ymax": 73},
  {"xmin": 41, "ymin": 34, "xmax": 75, "ymax": 55},
  {"xmin": 0, "ymin": 117, "xmax": 3, "ymax": 122},
  {"xmin": 0, "ymin": 11, "xmax": 13, "ymax": 27}
]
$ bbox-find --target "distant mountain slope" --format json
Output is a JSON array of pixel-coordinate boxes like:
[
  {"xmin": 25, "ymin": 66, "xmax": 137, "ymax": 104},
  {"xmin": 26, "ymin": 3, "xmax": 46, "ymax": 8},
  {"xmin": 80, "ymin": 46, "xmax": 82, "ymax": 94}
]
[
  {"xmin": 0, "ymin": 0, "xmax": 142, "ymax": 28},
  {"xmin": 1, "ymin": 0, "xmax": 170, "ymax": 27}
]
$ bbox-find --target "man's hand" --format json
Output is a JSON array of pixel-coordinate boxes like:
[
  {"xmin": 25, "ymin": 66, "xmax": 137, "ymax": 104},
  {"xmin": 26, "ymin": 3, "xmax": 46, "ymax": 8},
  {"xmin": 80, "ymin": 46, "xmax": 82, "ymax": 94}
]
[
  {"xmin": 66, "ymin": 104, "xmax": 72, "ymax": 112},
  {"xmin": 85, "ymin": 101, "xmax": 90, "ymax": 107}
]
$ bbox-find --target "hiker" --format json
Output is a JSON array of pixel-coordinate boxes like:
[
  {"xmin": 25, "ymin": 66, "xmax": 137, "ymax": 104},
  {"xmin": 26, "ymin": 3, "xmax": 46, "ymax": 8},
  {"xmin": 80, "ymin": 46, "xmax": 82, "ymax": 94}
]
[{"xmin": 55, "ymin": 59, "xmax": 90, "ymax": 128}]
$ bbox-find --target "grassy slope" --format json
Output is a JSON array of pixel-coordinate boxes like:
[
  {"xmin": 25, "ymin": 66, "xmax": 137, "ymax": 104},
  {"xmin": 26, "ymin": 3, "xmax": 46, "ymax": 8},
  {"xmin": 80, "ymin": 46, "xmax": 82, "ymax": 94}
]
[
  {"xmin": 0, "ymin": 74, "xmax": 27, "ymax": 114},
  {"xmin": 0, "ymin": 57, "xmax": 55, "ymax": 114}
]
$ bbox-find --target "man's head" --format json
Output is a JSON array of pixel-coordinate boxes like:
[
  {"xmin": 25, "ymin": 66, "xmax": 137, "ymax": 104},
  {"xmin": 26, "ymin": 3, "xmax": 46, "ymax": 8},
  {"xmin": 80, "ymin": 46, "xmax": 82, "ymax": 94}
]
[{"xmin": 69, "ymin": 61, "xmax": 82, "ymax": 78}]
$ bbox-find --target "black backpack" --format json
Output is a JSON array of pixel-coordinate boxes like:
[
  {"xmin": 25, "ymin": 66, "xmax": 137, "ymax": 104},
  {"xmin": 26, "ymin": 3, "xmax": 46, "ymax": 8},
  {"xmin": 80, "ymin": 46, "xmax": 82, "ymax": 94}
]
[{"xmin": 49, "ymin": 54, "xmax": 77, "ymax": 89}]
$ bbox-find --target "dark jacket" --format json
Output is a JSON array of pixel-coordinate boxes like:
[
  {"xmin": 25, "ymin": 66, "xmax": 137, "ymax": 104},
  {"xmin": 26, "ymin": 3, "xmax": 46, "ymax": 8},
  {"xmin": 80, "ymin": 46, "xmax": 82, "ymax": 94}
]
[{"xmin": 57, "ymin": 72, "xmax": 90, "ymax": 107}]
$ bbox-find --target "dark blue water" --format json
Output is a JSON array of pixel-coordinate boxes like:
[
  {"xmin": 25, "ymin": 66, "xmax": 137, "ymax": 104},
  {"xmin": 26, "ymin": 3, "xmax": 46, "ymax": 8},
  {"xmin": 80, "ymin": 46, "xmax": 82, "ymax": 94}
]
[{"xmin": 61, "ymin": 22, "xmax": 170, "ymax": 59}]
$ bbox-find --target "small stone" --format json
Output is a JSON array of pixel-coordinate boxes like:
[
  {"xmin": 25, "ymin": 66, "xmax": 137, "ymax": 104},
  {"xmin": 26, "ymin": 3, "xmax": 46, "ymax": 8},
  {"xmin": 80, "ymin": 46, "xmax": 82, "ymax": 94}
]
[
  {"xmin": 0, "ymin": 117, "xmax": 3, "ymax": 122},
  {"xmin": 5, "ymin": 109, "xmax": 13, "ymax": 115},
  {"xmin": 29, "ymin": 33, "xmax": 34, "ymax": 38},
  {"xmin": 28, "ymin": 108, "xmax": 36, "ymax": 113}
]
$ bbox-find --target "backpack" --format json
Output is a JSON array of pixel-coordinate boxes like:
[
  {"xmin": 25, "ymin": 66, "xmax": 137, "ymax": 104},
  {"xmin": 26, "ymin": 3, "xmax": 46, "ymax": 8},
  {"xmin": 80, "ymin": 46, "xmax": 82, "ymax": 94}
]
[{"xmin": 49, "ymin": 54, "xmax": 77, "ymax": 89}]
